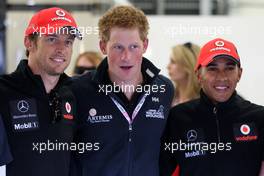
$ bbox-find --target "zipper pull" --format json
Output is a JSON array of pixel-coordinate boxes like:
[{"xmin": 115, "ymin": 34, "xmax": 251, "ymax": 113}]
[
  {"xmin": 129, "ymin": 123, "xmax": 132, "ymax": 142},
  {"xmin": 213, "ymin": 107, "xmax": 217, "ymax": 114}
]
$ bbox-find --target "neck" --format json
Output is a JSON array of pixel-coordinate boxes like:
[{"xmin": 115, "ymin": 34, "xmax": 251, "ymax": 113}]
[
  {"xmin": 40, "ymin": 74, "xmax": 60, "ymax": 93},
  {"xmin": 28, "ymin": 60, "xmax": 60, "ymax": 93},
  {"xmin": 175, "ymin": 79, "xmax": 190, "ymax": 104},
  {"xmin": 109, "ymin": 72, "xmax": 143, "ymax": 101}
]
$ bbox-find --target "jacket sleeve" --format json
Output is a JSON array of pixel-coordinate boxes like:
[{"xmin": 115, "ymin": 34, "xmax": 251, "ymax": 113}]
[
  {"xmin": 0, "ymin": 114, "xmax": 13, "ymax": 166},
  {"xmin": 159, "ymin": 110, "xmax": 178, "ymax": 176}
]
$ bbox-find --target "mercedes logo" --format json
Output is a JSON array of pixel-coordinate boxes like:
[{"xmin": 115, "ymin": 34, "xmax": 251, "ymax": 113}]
[
  {"xmin": 17, "ymin": 100, "xmax": 29, "ymax": 113},
  {"xmin": 187, "ymin": 129, "xmax": 198, "ymax": 142}
]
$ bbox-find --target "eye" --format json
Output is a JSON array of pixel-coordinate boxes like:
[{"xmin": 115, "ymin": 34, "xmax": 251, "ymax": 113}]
[
  {"xmin": 65, "ymin": 40, "xmax": 73, "ymax": 46},
  {"xmin": 46, "ymin": 37, "xmax": 56, "ymax": 43},
  {"xmin": 170, "ymin": 59, "xmax": 175, "ymax": 64},
  {"xmin": 130, "ymin": 45, "xmax": 139, "ymax": 49},
  {"xmin": 113, "ymin": 45, "xmax": 123, "ymax": 50}
]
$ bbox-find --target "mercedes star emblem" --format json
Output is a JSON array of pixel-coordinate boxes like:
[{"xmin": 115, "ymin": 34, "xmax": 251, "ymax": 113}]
[
  {"xmin": 17, "ymin": 100, "xmax": 29, "ymax": 113},
  {"xmin": 187, "ymin": 129, "xmax": 198, "ymax": 142}
]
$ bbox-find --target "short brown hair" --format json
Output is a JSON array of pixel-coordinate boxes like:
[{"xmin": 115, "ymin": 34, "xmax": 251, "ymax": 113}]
[
  {"xmin": 25, "ymin": 33, "xmax": 38, "ymax": 57},
  {"xmin": 98, "ymin": 5, "xmax": 149, "ymax": 42}
]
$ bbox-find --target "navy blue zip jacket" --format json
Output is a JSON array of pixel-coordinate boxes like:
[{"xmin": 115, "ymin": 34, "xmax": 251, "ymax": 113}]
[{"xmin": 70, "ymin": 57, "xmax": 174, "ymax": 176}]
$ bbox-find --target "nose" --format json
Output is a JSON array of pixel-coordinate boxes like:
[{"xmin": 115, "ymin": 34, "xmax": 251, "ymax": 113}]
[
  {"xmin": 120, "ymin": 49, "xmax": 131, "ymax": 62},
  {"xmin": 216, "ymin": 70, "xmax": 228, "ymax": 81},
  {"xmin": 55, "ymin": 40, "xmax": 67, "ymax": 54}
]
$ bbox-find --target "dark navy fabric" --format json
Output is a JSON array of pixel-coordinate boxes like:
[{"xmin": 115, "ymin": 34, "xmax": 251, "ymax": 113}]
[{"xmin": 70, "ymin": 57, "xmax": 174, "ymax": 176}]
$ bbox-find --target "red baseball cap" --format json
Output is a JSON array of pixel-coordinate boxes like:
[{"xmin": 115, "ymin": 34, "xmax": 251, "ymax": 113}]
[
  {"xmin": 25, "ymin": 7, "xmax": 82, "ymax": 40},
  {"xmin": 195, "ymin": 38, "xmax": 240, "ymax": 71}
]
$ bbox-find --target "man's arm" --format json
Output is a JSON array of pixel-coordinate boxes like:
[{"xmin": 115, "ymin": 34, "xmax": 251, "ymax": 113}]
[
  {"xmin": 159, "ymin": 112, "xmax": 178, "ymax": 176},
  {"xmin": 0, "ymin": 114, "xmax": 13, "ymax": 167}
]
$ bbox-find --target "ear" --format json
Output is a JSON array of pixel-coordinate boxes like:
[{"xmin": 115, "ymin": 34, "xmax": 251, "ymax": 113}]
[
  {"xmin": 99, "ymin": 40, "xmax": 107, "ymax": 55},
  {"xmin": 237, "ymin": 67, "xmax": 243, "ymax": 82},
  {"xmin": 24, "ymin": 36, "xmax": 35, "ymax": 52},
  {"xmin": 142, "ymin": 38, "xmax": 149, "ymax": 53},
  {"xmin": 196, "ymin": 68, "xmax": 203, "ymax": 84}
]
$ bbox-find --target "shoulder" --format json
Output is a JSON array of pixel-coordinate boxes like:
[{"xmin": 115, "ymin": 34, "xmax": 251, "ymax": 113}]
[
  {"xmin": 168, "ymin": 99, "xmax": 200, "ymax": 122},
  {"xmin": 236, "ymin": 95, "xmax": 264, "ymax": 114},
  {"xmin": 0, "ymin": 72, "xmax": 19, "ymax": 94},
  {"xmin": 155, "ymin": 74, "xmax": 173, "ymax": 86},
  {"xmin": 171, "ymin": 98, "xmax": 199, "ymax": 112},
  {"xmin": 66, "ymin": 71, "xmax": 97, "ymax": 97},
  {"xmin": 154, "ymin": 74, "xmax": 174, "ymax": 94}
]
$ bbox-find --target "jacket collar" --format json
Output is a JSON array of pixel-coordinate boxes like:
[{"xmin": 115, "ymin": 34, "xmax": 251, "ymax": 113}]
[
  {"xmin": 199, "ymin": 89, "xmax": 241, "ymax": 113},
  {"xmin": 11, "ymin": 59, "xmax": 69, "ymax": 94},
  {"xmin": 92, "ymin": 57, "xmax": 160, "ymax": 85}
]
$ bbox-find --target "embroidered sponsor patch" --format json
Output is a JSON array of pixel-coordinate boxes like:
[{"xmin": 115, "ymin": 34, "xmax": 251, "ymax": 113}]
[
  {"xmin": 9, "ymin": 98, "xmax": 39, "ymax": 132},
  {"xmin": 233, "ymin": 123, "xmax": 258, "ymax": 142}
]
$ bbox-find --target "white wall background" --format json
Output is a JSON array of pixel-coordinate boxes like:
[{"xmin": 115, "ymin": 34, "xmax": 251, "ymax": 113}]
[{"xmin": 6, "ymin": 13, "xmax": 264, "ymax": 105}]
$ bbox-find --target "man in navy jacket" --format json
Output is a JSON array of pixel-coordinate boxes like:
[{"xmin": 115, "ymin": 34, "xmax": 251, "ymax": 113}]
[{"xmin": 70, "ymin": 5, "xmax": 174, "ymax": 176}]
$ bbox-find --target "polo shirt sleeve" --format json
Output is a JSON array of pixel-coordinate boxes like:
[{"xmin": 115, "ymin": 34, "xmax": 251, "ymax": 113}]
[{"xmin": 0, "ymin": 114, "xmax": 12, "ymax": 166}]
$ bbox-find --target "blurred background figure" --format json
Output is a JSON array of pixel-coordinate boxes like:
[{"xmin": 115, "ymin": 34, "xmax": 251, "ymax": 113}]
[
  {"xmin": 167, "ymin": 42, "xmax": 201, "ymax": 106},
  {"xmin": 73, "ymin": 51, "xmax": 102, "ymax": 75},
  {"xmin": 167, "ymin": 42, "xmax": 201, "ymax": 176}
]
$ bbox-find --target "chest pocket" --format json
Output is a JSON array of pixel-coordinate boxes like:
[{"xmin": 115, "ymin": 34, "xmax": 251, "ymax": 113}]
[{"xmin": 9, "ymin": 98, "xmax": 39, "ymax": 132}]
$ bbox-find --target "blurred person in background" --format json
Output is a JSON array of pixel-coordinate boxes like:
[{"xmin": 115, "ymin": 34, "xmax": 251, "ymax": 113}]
[
  {"xmin": 167, "ymin": 43, "xmax": 200, "ymax": 176},
  {"xmin": 73, "ymin": 51, "xmax": 102, "ymax": 75},
  {"xmin": 167, "ymin": 42, "xmax": 201, "ymax": 107}
]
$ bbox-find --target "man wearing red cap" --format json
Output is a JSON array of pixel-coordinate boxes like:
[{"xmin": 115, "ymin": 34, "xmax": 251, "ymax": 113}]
[
  {"xmin": 0, "ymin": 7, "xmax": 81, "ymax": 176},
  {"xmin": 160, "ymin": 38, "xmax": 264, "ymax": 176}
]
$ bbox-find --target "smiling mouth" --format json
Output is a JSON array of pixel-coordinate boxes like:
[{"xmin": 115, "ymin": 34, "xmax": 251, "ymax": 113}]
[
  {"xmin": 50, "ymin": 57, "xmax": 65, "ymax": 63},
  {"xmin": 120, "ymin": 66, "xmax": 133, "ymax": 70},
  {"xmin": 214, "ymin": 86, "xmax": 229, "ymax": 91}
]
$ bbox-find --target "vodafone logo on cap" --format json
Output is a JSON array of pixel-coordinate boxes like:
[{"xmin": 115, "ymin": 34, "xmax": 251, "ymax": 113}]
[
  {"xmin": 56, "ymin": 10, "xmax": 66, "ymax": 17},
  {"xmin": 215, "ymin": 40, "xmax": 225, "ymax": 47},
  {"xmin": 240, "ymin": 124, "xmax": 250, "ymax": 135},
  {"xmin": 65, "ymin": 102, "xmax": 71, "ymax": 113}
]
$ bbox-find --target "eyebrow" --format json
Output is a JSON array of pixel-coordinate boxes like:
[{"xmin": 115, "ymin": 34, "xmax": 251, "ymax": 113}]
[
  {"xmin": 207, "ymin": 61, "xmax": 236, "ymax": 67},
  {"xmin": 45, "ymin": 34, "xmax": 75, "ymax": 40},
  {"xmin": 45, "ymin": 34, "xmax": 58, "ymax": 38}
]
